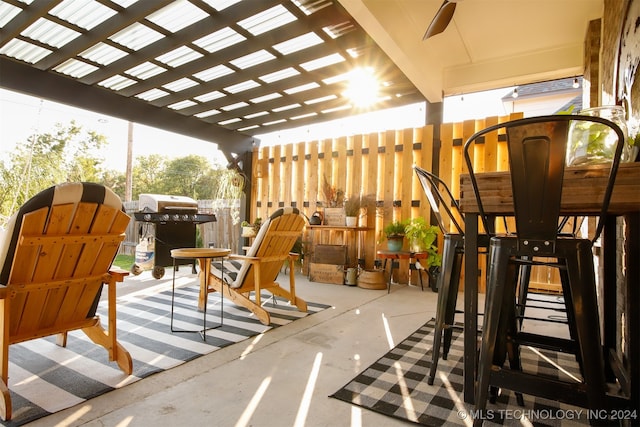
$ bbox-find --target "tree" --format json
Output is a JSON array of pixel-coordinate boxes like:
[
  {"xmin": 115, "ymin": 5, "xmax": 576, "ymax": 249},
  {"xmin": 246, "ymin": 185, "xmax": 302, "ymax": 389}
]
[
  {"xmin": 0, "ymin": 121, "xmax": 244, "ymax": 226},
  {"xmin": 128, "ymin": 154, "xmax": 245, "ymax": 201},
  {"xmin": 159, "ymin": 155, "xmax": 211, "ymax": 198},
  {"xmin": 101, "ymin": 169, "xmax": 127, "ymax": 199},
  {"xmin": 131, "ymin": 154, "xmax": 167, "ymax": 200},
  {"xmin": 0, "ymin": 121, "xmax": 107, "ymax": 225}
]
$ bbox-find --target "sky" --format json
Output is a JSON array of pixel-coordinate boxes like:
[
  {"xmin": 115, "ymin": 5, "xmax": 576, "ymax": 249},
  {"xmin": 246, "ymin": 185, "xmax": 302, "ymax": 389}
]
[
  {"xmin": 0, "ymin": 88, "xmax": 228, "ymax": 171},
  {"xmin": 0, "ymin": 87, "xmax": 511, "ymax": 173}
]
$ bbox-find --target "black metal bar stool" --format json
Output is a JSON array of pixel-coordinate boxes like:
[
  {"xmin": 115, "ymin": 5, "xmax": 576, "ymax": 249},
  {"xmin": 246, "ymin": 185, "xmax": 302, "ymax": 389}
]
[
  {"xmin": 463, "ymin": 115, "xmax": 631, "ymax": 425},
  {"xmin": 413, "ymin": 166, "xmax": 484, "ymax": 384}
]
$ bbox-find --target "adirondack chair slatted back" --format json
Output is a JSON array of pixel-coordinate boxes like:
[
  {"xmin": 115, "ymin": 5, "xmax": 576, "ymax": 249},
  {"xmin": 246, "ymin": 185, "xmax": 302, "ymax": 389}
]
[
  {"xmin": 1, "ymin": 182, "xmax": 128, "ymax": 344},
  {"xmin": 235, "ymin": 208, "xmax": 305, "ymax": 290}
]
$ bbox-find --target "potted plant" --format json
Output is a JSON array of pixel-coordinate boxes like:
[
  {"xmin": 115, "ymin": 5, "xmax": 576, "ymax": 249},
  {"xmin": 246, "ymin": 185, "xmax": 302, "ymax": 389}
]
[
  {"xmin": 241, "ymin": 221, "xmax": 255, "ymax": 237},
  {"xmin": 241, "ymin": 218, "xmax": 262, "ymax": 237},
  {"xmin": 405, "ymin": 217, "xmax": 442, "ymax": 290},
  {"xmin": 344, "ymin": 197, "xmax": 361, "ymax": 227},
  {"xmin": 321, "ymin": 175, "xmax": 345, "ymax": 225},
  {"xmin": 383, "ymin": 220, "xmax": 407, "ymax": 251},
  {"xmin": 321, "ymin": 175, "xmax": 344, "ymax": 208},
  {"xmin": 404, "ymin": 217, "xmax": 441, "ymax": 268}
]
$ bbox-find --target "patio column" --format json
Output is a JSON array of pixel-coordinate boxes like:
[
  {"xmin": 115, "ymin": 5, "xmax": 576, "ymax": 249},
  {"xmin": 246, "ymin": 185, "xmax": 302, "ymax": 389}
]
[{"xmin": 425, "ymin": 100, "xmax": 443, "ymax": 230}]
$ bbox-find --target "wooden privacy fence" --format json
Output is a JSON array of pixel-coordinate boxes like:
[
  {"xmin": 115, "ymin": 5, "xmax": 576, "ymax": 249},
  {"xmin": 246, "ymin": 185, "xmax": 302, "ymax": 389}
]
[{"xmin": 247, "ymin": 112, "xmax": 564, "ymax": 292}]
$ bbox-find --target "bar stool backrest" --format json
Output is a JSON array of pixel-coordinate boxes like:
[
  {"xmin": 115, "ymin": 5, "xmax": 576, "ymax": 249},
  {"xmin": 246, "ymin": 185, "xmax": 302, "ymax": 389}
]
[
  {"xmin": 413, "ymin": 165, "xmax": 464, "ymax": 235},
  {"xmin": 463, "ymin": 114, "xmax": 624, "ymax": 255}
]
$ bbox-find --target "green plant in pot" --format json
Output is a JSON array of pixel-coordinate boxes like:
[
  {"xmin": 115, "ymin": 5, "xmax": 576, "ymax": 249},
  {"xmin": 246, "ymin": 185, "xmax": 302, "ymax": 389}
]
[
  {"xmin": 405, "ymin": 217, "xmax": 442, "ymax": 291},
  {"xmin": 404, "ymin": 217, "xmax": 441, "ymax": 269},
  {"xmin": 241, "ymin": 220, "xmax": 255, "ymax": 237},
  {"xmin": 383, "ymin": 220, "xmax": 407, "ymax": 251},
  {"xmin": 241, "ymin": 218, "xmax": 262, "ymax": 237}
]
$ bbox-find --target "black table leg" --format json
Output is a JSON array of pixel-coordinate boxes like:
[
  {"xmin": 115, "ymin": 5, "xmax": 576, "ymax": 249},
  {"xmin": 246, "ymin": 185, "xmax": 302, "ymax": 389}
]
[{"xmin": 464, "ymin": 214, "xmax": 479, "ymax": 404}]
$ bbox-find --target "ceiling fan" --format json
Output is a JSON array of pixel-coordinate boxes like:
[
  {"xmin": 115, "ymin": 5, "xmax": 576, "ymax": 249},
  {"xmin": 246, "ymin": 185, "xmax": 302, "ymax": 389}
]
[{"xmin": 423, "ymin": 0, "xmax": 460, "ymax": 40}]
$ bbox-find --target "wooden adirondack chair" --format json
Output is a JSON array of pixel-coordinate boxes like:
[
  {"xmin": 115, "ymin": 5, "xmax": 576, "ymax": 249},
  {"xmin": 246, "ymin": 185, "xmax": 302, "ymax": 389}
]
[
  {"xmin": 205, "ymin": 207, "xmax": 308, "ymax": 325},
  {"xmin": 0, "ymin": 182, "xmax": 133, "ymax": 421}
]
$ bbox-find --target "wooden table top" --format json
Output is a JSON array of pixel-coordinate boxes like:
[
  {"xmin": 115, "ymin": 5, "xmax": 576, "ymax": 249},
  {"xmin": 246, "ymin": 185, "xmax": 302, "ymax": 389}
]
[
  {"xmin": 459, "ymin": 162, "xmax": 640, "ymax": 215},
  {"xmin": 307, "ymin": 225, "xmax": 371, "ymax": 230},
  {"xmin": 170, "ymin": 248, "xmax": 231, "ymax": 259},
  {"xmin": 376, "ymin": 250, "xmax": 429, "ymax": 259}
]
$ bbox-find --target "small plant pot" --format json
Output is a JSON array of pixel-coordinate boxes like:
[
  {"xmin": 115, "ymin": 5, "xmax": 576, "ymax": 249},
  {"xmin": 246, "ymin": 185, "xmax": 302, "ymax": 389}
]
[
  {"xmin": 242, "ymin": 226, "xmax": 256, "ymax": 237},
  {"xmin": 345, "ymin": 216, "xmax": 357, "ymax": 227},
  {"xmin": 387, "ymin": 235, "xmax": 404, "ymax": 252},
  {"xmin": 410, "ymin": 240, "xmax": 424, "ymax": 252}
]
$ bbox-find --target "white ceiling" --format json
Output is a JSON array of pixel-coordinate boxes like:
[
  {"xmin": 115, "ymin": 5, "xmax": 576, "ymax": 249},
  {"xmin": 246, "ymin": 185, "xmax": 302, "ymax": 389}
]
[{"xmin": 340, "ymin": 0, "xmax": 604, "ymax": 102}]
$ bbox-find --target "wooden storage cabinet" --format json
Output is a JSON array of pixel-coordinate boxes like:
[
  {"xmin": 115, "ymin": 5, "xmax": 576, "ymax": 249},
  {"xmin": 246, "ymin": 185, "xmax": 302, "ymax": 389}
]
[{"xmin": 306, "ymin": 225, "xmax": 370, "ymax": 284}]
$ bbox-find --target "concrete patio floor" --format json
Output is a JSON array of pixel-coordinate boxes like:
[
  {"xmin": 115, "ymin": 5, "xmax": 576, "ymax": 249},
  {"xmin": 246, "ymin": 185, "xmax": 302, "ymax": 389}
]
[{"xmin": 27, "ymin": 267, "xmax": 442, "ymax": 427}]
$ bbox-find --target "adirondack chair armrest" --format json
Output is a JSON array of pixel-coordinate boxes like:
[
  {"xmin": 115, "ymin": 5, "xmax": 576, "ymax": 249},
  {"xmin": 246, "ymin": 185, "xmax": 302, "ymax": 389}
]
[
  {"xmin": 107, "ymin": 268, "xmax": 130, "ymax": 283},
  {"xmin": 229, "ymin": 254, "xmax": 260, "ymax": 263},
  {"xmin": 288, "ymin": 252, "xmax": 300, "ymax": 261}
]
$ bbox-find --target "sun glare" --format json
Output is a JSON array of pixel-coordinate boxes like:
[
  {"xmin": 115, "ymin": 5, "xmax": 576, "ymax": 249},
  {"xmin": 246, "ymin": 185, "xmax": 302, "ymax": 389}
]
[{"xmin": 344, "ymin": 67, "xmax": 378, "ymax": 108}]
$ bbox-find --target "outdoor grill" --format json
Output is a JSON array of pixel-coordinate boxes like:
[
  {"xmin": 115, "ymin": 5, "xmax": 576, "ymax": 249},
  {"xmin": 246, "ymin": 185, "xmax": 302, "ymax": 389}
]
[{"xmin": 133, "ymin": 194, "xmax": 217, "ymax": 279}]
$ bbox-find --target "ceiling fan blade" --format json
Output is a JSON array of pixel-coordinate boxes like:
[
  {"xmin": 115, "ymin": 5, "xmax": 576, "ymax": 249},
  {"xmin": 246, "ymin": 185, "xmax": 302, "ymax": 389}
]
[{"xmin": 423, "ymin": 0, "xmax": 457, "ymax": 40}]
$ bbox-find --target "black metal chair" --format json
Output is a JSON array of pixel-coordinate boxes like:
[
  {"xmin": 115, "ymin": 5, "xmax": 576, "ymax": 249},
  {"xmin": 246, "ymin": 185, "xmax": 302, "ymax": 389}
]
[
  {"xmin": 413, "ymin": 165, "xmax": 488, "ymax": 385},
  {"xmin": 463, "ymin": 114, "xmax": 630, "ymax": 425}
]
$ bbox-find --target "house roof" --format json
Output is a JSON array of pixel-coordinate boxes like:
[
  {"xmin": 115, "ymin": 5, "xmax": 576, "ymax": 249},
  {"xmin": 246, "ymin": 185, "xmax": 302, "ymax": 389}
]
[
  {"xmin": 503, "ymin": 77, "xmax": 584, "ymax": 100},
  {"xmin": 555, "ymin": 95, "xmax": 584, "ymax": 115}
]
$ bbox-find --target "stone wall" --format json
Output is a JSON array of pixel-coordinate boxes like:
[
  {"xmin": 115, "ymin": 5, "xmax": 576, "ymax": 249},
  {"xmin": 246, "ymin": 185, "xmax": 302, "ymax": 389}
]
[{"xmin": 600, "ymin": 0, "xmax": 637, "ymax": 369}]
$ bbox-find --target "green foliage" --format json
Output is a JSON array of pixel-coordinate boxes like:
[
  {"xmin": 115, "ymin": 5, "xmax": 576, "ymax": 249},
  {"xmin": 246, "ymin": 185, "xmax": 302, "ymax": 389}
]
[
  {"xmin": 161, "ymin": 155, "xmax": 210, "ymax": 197},
  {"xmin": 0, "ymin": 119, "xmax": 245, "ymax": 227},
  {"xmin": 130, "ymin": 155, "xmax": 245, "ymax": 201},
  {"xmin": 100, "ymin": 169, "xmax": 127, "ymax": 197},
  {"xmin": 113, "ymin": 254, "xmax": 135, "ymax": 270},
  {"xmin": 383, "ymin": 220, "xmax": 407, "ymax": 237},
  {"xmin": 555, "ymin": 105, "xmax": 575, "ymax": 115},
  {"xmin": 567, "ymin": 121, "xmax": 618, "ymax": 165},
  {"xmin": 404, "ymin": 217, "xmax": 441, "ymax": 268},
  {"xmin": 132, "ymin": 154, "xmax": 167, "ymax": 199},
  {"xmin": 404, "ymin": 217, "xmax": 438, "ymax": 247},
  {"xmin": 0, "ymin": 121, "xmax": 109, "ymax": 225},
  {"xmin": 241, "ymin": 217, "xmax": 262, "ymax": 233}
]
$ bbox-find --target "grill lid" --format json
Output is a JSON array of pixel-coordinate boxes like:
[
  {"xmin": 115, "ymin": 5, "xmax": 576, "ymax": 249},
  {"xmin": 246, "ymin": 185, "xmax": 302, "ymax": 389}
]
[
  {"xmin": 138, "ymin": 194, "xmax": 197, "ymax": 212},
  {"xmin": 135, "ymin": 194, "xmax": 216, "ymax": 223}
]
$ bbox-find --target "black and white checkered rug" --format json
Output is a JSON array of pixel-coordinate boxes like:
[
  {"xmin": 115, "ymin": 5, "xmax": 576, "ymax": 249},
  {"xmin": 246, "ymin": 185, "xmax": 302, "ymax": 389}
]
[
  {"xmin": 3, "ymin": 276, "xmax": 329, "ymax": 426},
  {"xmin": 331, "ymin": 319, "xmax": 592, "ymax": 426}
]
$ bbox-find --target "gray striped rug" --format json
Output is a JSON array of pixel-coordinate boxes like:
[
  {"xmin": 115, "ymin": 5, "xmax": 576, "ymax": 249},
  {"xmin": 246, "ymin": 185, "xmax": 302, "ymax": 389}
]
[{"xmin": 3, "ymin": 276, "xmax": 329, "ymax": 426}]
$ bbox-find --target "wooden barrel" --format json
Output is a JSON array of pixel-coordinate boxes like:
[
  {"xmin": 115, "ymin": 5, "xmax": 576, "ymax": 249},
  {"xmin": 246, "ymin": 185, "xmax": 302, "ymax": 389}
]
[{"xmin": 357, "ymin": 269, "xmax": 386, "ymax": 290}]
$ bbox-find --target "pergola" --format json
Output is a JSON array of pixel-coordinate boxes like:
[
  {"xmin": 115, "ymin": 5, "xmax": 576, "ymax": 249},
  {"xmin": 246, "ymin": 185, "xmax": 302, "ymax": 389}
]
[{"xmin": 0, "ymin": 0, "xmax": 603, "ymax": 163}]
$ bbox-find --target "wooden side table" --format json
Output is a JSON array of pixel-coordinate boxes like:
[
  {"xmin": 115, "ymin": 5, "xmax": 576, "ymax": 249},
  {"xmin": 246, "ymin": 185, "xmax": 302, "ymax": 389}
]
[
  {"xmin": 170, "ymin": 247, "xmax": 231, "ymax": 341},
  {"xmin": 376, "ymin": 250, "xmax": 429, "ymax": 293}
]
